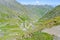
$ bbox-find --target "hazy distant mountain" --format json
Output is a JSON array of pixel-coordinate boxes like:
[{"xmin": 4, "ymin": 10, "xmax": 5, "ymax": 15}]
[{"xmin": 24, "ymin": 5, "xmax": 53, "ymax": 21}]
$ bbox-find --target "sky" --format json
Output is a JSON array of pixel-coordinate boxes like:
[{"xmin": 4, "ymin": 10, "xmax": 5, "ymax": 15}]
[{"xmin": 16, "ymin": 0, "xmax": 60, "ymax": 6}]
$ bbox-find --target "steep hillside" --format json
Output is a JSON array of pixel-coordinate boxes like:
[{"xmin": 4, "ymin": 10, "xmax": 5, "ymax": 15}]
[
  {"xmin": 0, "ymin": 0, "xmax": 30, "ymax": 40},
  {"xmin": 37, "ymin": 5, "xmax": 60, "ymax": 30},
  {"xmin": 0, "ymin": 0, "xmax": 30, "ymax": 26}
]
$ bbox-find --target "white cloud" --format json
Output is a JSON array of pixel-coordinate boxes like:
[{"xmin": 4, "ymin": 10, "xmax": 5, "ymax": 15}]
[{"xmin": 36, "ymin": 0, "xmax": 40, "ymax": 5}]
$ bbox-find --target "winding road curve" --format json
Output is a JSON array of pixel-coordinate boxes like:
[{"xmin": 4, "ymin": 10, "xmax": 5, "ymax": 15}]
[{"xmin": 42, "ymin": 25, "xmax": 60, "ymax": 40}]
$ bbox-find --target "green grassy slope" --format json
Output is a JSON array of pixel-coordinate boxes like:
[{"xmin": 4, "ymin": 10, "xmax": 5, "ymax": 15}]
[
  {"xmin": 0, "ymin": 0, "xmax": 30, "ymax": 40},
  {"xmin": 0, "ymin": 4, "xmax": 25, "ymax": 39}
]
